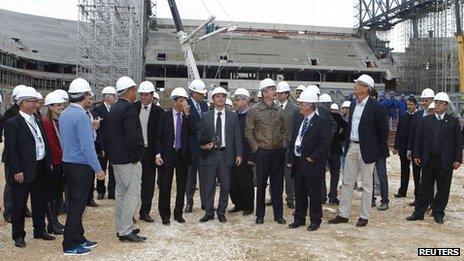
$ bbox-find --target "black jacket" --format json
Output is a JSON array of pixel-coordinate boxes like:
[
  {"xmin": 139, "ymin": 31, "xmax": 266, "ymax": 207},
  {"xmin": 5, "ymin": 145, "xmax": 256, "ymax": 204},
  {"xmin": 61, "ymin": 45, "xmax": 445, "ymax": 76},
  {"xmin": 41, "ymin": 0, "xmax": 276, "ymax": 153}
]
[
  {"xmin": 288, "ymin": 113, "xmax": 330, "ymax": 177},
  {"xmin": 155, "ymin": 109, "xmax": 197, "ymax": 165},
  {"xmin": 394, "ymin": 112, "xmax": 414, "ymax": 156},
  {"xmin": 187, "ymin": 97, "xmax": 209, "ymax": 157},
  {"xmin": 108, "ymin": 99, "xmax": 145, "ymax": 164},
  {"xmin": 407, "ymin": 109, "xmax": 426, "ymax": 153},
  {"xmin": 237, "ymin": 111, "xmax": 254, "ymax": 163},
  {"xmin": 133, "ymin": 101, "xmax": 164, "ymax": 157},
  {"xmin": 1, "ymin": 104, "xmax": 19, "ymax": 162},
  {"xmin": 330, "ymin": 112, "xmax": 348, "ymax": 156},
  {"xmin": 344, "ymin": 97, "xmax": 389, "ymax": 164},
  {"xmin": 93, "ymin": 103, "xmax": 110, "ymax": 152},
  {"xmin": 317, "ymin": 105, "xmax": 337, "ymax": 155},
  {"xmin": 4, "ymin": 114, "xmax": 52, "ymax": 184},
  {"xmin": 414, "ymin": 113, "xmax": 462, "ymax": 171}
]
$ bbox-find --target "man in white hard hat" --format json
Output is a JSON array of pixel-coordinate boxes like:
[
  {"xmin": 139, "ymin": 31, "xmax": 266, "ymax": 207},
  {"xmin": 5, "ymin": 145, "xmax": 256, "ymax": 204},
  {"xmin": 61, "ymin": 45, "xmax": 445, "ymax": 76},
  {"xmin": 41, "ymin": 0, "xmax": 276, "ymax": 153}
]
[
  {"xmin": 36, "ymin": 92, "xmax": 44, "ymax": 118},
  {"xmin": 58, "ymin": 78, "xmax": 105, "ymax": 255},
  {"xmin": 92, "ymin": 86, "xmax": 117, "ymax": 200},
  {"xmin": 229, "ymin": 88, "xmax": 255, "ymax": 216},
  {"xmin": 4, "ymin": 86, "xmax": 55, "ymax": 248},
  {"xmin": 287, "ymin": 89, "xmax": 330, "ymax": 231},
  {"xmin": 197, "ymin": 87, "xmax": 242, "ymax": 223},
  {"xmin": 133, "ymin": 81, "xmax": 164, "ymax": 223},
  {"xmin": 185, "ymin": 79, "xmax": 210, "ymax": 213},
  {"xmin": 156, "ymin": 87, "xmax": 196, "ymax": 225},
  {"xmin": 276, "ymin": 81, "xmax": 298, "ymax": 209},
  {"xmin": 329, "ymin": 74, "xmax": 388, "ymax": 227},
  {"xmin": 330, "ymin": 103, "xmax": 339, "ymax": 113},
  {"xmin": 407, "ymin": 92, "xmax": 462, "ymax": 224},
  {"xmin": 341, "ymin": 101, "xmax": 351, "ymax": 120},
  {"xmin": 295, "ymin": 85, "xmax": 306, "ymax": 99},
  {"xmin": 107, "ymin": 76, "xmax": 146, "ymax": 242},
  {"xmin": 245, "ymin": 78, "xmax": 288, "ymax": 225},
  {"xmin": 406, "ymin": 88, "xmax": 435, "ymax": 206}
]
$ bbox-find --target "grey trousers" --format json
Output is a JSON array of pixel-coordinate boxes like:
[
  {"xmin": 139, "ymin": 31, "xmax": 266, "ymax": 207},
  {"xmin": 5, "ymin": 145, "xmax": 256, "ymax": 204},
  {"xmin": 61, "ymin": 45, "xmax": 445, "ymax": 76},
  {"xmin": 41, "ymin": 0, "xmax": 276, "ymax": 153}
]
[
  {"xmin": 113, "ymin": 162, "xmax": 142, "ymax": 237},
  {"xmin": 339, "ymin": 143, "xmax": 375, "ymax": 220}
]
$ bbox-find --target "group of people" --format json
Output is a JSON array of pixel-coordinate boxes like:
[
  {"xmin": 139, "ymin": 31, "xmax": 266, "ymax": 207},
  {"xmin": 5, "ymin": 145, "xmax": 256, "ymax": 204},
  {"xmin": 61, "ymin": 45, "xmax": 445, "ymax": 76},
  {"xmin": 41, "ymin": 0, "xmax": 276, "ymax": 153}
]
[{"xmin": 1, "ymin": 72, "xmax": 462, "ymax": 255}]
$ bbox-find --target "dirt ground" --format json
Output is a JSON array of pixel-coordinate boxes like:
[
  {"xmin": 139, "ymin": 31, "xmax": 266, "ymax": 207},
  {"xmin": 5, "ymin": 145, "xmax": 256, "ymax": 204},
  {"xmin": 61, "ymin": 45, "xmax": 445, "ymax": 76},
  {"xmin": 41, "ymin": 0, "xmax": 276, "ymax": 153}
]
[{"xmin": 0, "ymin": 150, "xmax": 463, "ymax": 260}]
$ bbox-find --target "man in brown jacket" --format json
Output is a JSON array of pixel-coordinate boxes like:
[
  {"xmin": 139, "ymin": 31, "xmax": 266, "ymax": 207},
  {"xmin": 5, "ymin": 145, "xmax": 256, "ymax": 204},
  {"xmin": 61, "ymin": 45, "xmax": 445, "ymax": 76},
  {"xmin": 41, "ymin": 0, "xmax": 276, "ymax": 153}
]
[{"xmin": 245, "ymin": 78, "xmax": 288, "ymax": 225}]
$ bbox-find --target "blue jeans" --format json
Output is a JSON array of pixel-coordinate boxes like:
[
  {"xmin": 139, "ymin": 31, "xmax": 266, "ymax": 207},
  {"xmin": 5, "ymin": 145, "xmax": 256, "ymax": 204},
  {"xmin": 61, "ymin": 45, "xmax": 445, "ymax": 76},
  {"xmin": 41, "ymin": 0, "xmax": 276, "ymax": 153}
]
[{"xmin": 372, "ymin": 157, "xmax": 389, "ymax": 204}]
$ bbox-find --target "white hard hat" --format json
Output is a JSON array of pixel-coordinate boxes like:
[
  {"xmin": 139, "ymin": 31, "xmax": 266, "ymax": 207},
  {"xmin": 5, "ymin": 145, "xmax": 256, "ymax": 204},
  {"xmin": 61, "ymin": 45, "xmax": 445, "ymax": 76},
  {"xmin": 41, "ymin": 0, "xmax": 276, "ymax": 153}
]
[
  {"xmin": 233, "ymin": 88, "xmax": 250, "ymax": 98},
  {"xmin": 297, "ymin": 89, "xmax": 319, "ymax": 103},
  {"xmin": 102, "ymin": 86, "xmax": 116, "ymax": 95},
  {"xmin": 211, "ymin": 87, "xmax": 228, "ymax": 97},
  {"xmin": 138, "ymin": 81, "xmax": 155, "ymax": 93},
  {"xmin": 354, "ymin": 74, "xmax": 374, "ymax": 89},
  {"xmin": 306, "ymin": 85, "xmax": 321, "ymax": 95},
  {"xmin": 342, "ymin": 101, "xmax": 351, "ymax": 108},
  {"xmin": 188, "ymin": 79, "xmax": 207, "ymax": 94},
  {"xmin": 68, "ymin": 78, "xmax": 92, "ymax": 93},
  {"xmin": 16, "ymin": 86, "xmax": 39, "ymax": 100},
  {"xmin": 296, "ymin": 85, "xmax": 306, "ymax": 91},
  {"xmin": 319, "ymin": 93, "xmax": 332, "ymax": 103},
  {"xmin": 45, "ymin": 91, "xmax": 66, "ymax": 106},
  {"xmin": 170, "ymin": 87, "xmax": 188, "ymax": 100},
  {"xmin": 153, "ymin": 92, "xmax": 160, "ymax": 100},
  {"xmin": 226, "ymin": 98, "xmax": 233, "ymax": 107},
  {"xmin": 36, "ymin": 92, "xmax": 43, "ymax": 100},
  {"xmin": 433, "ymin": 92, "xmax": 451, "ymax": 103},
  {"xmin": 115, "ymin": 76, "xmax": 136, "ymax": 92},
  {"xmin": 53, "ymin": 89, "xmax": 69, "ymax": 101},
  {"xmin": 428, "ymin": 101, "xmax": 435, "ymax": 109},
  {"xmin": 330, "ymin": 103, "xmax": 339, "ymax": 111},
  {"xmin": 277, "ymin": 81, "xmax": 291, "ymax": 93},
  {"xmin": 259, "ymin": 78, "xmax": 276, "ymax": 91},
  {"xmin": 420, "ymin": 88, "xmax": 435, "ymax": 99},
  {"xmin": 12, "ymin": 85, "xmax": 28, "ymax": 99}
]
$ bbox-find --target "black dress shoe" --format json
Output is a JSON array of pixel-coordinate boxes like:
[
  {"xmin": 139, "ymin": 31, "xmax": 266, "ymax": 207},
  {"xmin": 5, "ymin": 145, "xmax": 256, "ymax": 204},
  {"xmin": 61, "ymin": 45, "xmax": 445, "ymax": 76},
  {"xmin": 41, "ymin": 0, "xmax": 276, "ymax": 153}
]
[
  {"xmin": 119, "ymin": 232, "xmax": 147, "ymax": 242},
  {"xmin": 355, "ymin": 217, "xmax": 368, "ymax": 227},
  {"xmin": 287, "ymin": 201, "xmax": 295, "ymax": 209},
  {"xmin": 97, "ymin": 194, "xmax": 105, "ymax": 200},
  {"xmin": 328, "ymin": 199, "xmax": 340, "ymax": 205},
  {"xmin": 242, "ymin": 209, "xmax": 253, "ymax": 216},
  {"xmin": 406, "ymin": 213, "xmax": 424, "ymax": 221},
  {"xmin": 14, "ymin": 237, "xmax": 26, "ymax": 248},
  {"xmin": 394, "ymin": 193, "xmax": 406, "ymax": 198},
  {"xmin": 4, "ymin": 215, "xmax": 11, "ymax": 223},
  {"xmin": 328, "ymin": 215, "xmax": 349, "ymax": 224},
  {"xmin": 228, "ymin": 206, "xmax": 241, "ymax": 213},
  {"xmin": 34, "ymin": 232, "xmax": 56, "ymax": 240},
  {"xmin": 185, "ymin": 204, "xmax": 193, "ymax": 213},
  {"xmin": 116, "ymin": 229, "xmax": 141, "ymax": 238},
  {"xmin": 433, "ymin": 216, "xmax": 444, "ymax": 224},
  {"xmin": 288, "ymin": 221, "xmax": 305, "ymax": 228},
  {"xmin": 87, "ymin": 200, "xmax": 99, "ymax": 207},
  {"xmin": 408, "ymin": 202, "xmax": 416, "ymax": 207},
  {"xmin": 199, "ymin": 214, "xmax": 214, "ymax": 223},
  {"xmin": 140, "ymin": 214, "xmax": 155, "ymax": 223},
  {"xmin": 162, "ymin": 218, "xmax": 170, "ymax": 225},
  {"xmin": 307, "ymin": 223, "xmax": 320, "ymax": 231},
  {"xmin": 108, "ymin": 194, "xmax": 115, "ymax": 200},
  {"xmin": 174, "ymin": 216, "xmax": 185, "ymax": 223},
  {"xmin": 255, "ymin": 218, "xmax": 264, "ymax": 224},
  {"xmin": 218, "ymin": 215, "xmax": 227, "ymax": 223},
  {"xmin": 275, "ymin": 217, "xmax": 286, "ymax": 224}
]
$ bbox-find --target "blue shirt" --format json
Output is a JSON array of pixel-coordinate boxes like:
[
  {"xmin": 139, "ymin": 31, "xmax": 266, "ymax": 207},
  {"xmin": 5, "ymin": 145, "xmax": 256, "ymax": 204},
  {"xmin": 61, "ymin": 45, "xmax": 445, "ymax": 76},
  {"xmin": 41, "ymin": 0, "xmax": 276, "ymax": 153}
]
[{"xmin": 59, "ymin": 103, "xmax": 102, "ymax": 172}]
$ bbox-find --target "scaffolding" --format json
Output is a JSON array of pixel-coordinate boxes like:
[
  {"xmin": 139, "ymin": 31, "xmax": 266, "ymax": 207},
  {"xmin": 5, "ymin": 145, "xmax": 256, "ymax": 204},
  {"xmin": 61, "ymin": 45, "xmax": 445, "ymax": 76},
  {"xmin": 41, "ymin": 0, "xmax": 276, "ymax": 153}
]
[{"xmin": 77, "ymin": 0, "xmax": 145, "ymax": 95}]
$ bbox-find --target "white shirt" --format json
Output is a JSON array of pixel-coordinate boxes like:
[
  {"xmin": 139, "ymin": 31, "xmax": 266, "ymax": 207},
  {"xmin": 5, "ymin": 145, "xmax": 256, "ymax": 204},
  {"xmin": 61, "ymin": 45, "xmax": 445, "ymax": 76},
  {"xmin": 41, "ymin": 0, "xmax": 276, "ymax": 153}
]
[
  {"xmin": 214, "ymin": 108, "xmax": 226, "ymax": 148},
  {"xmin": 294, "ymin": 112, "xmax": 315, "ymax": 157},
  {"xmin": 104, "ymin": 102, "xmax": 111, "ymax": 112},
  {"xmin": 139, "ymin": 103, "xmax": 152, "ymax": 147},
  {"xmin": 19, "ymin": 111, "xmax": 45, "ymax": 160},
  {"xmin": 435, "ymin": 112, "xmax": 445, "ymax": 121},
  {"xmin": 192, "ymin": 99, "xmax": 202, "ymax": 116},
  {"xmin": 350, "ymin": 96, "xmax": 369, "ymax": 142},
  {"xmin": 278, "ymin": 100, "xmax": 288, "ymax": 110}
]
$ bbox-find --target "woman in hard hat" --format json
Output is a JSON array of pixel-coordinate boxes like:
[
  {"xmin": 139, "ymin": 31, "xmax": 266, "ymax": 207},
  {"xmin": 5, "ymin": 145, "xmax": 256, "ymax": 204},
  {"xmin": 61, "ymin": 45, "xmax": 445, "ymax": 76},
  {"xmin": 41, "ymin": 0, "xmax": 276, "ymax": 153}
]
[{"xmin": 41, "ymin": 92, "xmax": 67, "ymax": 235}]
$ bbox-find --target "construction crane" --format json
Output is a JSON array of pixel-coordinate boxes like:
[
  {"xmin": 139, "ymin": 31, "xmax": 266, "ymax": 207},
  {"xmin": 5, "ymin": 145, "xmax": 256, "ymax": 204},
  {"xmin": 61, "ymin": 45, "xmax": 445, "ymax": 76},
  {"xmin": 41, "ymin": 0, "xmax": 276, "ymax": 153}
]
[{"xmin": 455, "ymin": 0, "xmax": 464, "ymax": 93}]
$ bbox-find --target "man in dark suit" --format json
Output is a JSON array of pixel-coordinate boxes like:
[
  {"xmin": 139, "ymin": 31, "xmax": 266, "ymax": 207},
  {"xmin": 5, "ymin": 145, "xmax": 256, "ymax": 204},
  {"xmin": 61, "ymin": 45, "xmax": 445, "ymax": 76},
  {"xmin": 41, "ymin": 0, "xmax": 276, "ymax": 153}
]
[
  {"xmin": 155, "ymin": 87, "xmax": 197, "ymax": 225},
  {"xmin": 406, "ymin": 88, "xmax": 435, "ymax": 206},
  {"xmin": 329, "ymin": 74, "xmax": 388, "ymax": 227},
  {"xmin": 134, "ymin": 81, "xmax": 164, "ymax": 223},
  {"xmin": 85, "ymin": 108, "xmax": 103, "ymax": 208},
  {"xmin": 197, "ymin": 87, "xmax": 242, "ymax": 223},
  {"xmin": 185, "ymin": 79, "xmax": 209, "ymax": 213},
  {"xmin": 92, "ymin": 86, "xmax": 117, "ymax": 200},
  {"xmin": 288, "ymin": 90, "xmax": 330, "ymax": 231},
  {"xmin": 4, "ymin": 86, "xmax": 55, "ymax": 248},
  {"xmin": 407, "ymin": 92, "xmax": 462, "ymax": 224},
  {"xmin": 393, "ymin": 96, "xmax": 419, "ymax": 198}
]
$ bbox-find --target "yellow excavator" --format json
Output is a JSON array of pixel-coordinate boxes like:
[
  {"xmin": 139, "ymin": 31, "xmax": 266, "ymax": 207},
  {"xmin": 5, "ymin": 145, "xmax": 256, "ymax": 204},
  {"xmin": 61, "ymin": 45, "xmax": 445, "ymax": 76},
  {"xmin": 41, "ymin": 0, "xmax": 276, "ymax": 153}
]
[{"xmin": 455, "ymin": 0, "xmax": 464, "ymax": 93}]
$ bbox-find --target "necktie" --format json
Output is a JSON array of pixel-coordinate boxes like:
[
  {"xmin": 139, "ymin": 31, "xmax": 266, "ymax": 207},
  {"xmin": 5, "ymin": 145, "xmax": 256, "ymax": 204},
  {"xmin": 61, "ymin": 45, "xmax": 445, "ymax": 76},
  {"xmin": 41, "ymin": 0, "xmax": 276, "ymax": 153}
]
[
  {"xmin": 196, "ymin": 103, "xmax": 202, "ymax": 118},
  {"xmin": 174, "ymin": 112, "xmax": 182, "ymax": 149},
  {"xmin": 295, "ymin": 117, "xmax": 310, "ymax": 155},
  {"xmin": 216, "ymin": 112, "xmax": 222, "ymax": 148},
  {"xmin": 144, "ymin": 106, "xmax": 148, "ymax": 110},
  {"xmin": 280, "ymin": 104, "xmax": 284, "ymax": 109},
  {"xmin": 437, "ymin": 115, "xmax": 443, "ymax": 121}
]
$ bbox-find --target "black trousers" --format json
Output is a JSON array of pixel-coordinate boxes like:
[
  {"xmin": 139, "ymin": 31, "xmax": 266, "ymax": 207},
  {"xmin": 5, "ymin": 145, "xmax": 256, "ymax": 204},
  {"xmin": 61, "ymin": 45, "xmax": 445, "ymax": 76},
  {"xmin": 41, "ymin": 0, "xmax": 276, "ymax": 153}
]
[
  {"xmin": 255, "ymin": 148, "xmax": 285, "ymax": 219},
  {"xmin": 62, "ymin": 163, "xmax": 92, "ymax": 251},
  {"xmin": 158, "ymin": 149, "xmax": 188, "ymax": 219},
  {"xmin": 11, "ymin": 161, "xmax": 48, "ymax": 240},
  {"xmin": 322, "ymin": 153, "xmax": 341, "ymax": 202},
  {"xmin": 3, "ymin": 163, "xmax": 13, "ymax": 218},
  {"xmin": 414, "ymin": 156, "xmax": 453, "ymax": 218},
  {"xmin": 96, "ymin": 153, "xmax": 115, "ymax": 197},
  {"xmin": 294, "ymin": 158, "xmax": 323, "ymax": 225},
  {"xmin": 185, "ymin": 155, "xmax": 200, "ymax": 206},
  {"xmin": 398, "ymin": 154, "xmax": 421, "ymax": 198},
  {"xmin": 230, "ymin": 163, "xmax": 254, "ymax": 211},
  {"xmin": 140, "ymin": 148, "xmax": 156, "ymax": 216}
]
